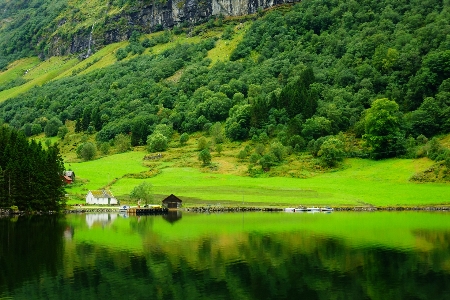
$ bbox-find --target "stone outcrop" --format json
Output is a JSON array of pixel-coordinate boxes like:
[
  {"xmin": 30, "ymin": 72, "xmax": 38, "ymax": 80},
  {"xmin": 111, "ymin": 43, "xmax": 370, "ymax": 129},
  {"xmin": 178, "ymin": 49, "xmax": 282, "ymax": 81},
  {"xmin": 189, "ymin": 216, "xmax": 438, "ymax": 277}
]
[{"xmin": 50, "ymin": 0, "xmax": 300, "ymax": 57}]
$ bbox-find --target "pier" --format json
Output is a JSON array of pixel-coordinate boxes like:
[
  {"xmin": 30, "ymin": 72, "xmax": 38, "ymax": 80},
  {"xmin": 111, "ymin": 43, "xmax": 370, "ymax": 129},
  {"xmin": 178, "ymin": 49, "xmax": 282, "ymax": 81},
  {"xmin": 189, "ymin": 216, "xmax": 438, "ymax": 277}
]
[{"xmin": 127, "ymin": 207, "xmax": 169, "ymax": 215}]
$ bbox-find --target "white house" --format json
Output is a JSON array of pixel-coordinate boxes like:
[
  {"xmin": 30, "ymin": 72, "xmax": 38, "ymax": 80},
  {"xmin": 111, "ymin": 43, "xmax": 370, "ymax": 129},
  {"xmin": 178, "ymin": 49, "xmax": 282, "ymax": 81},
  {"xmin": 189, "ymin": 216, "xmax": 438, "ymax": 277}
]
[{"xmin": 85, "ymin": 190, "xmax": 118, "ymax": 205}]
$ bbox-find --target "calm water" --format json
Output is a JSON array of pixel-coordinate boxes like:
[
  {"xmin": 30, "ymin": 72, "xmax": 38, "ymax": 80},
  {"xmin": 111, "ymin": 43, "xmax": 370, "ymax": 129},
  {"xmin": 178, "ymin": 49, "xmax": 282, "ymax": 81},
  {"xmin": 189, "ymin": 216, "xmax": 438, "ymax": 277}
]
[{"xmin": 1, "ymin": 211, "xmax": 450, "ymax": 299}]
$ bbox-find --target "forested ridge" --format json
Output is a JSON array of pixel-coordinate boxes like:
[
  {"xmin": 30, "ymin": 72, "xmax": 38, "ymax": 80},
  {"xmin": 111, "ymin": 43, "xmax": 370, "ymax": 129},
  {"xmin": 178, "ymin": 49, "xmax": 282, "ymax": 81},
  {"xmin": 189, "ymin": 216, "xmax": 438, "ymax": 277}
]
[{"xmin": 1, "ymin": 0, "xmax": 450, "ymax": 170}]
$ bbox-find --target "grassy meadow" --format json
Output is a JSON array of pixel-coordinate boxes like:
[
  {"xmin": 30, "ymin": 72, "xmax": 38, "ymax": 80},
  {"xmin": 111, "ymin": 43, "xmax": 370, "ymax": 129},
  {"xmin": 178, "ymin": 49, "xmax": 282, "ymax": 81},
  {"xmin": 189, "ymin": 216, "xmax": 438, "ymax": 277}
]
[{"xmin": 64, "ymin": 140, "xmax": 450, "ymax": 207}]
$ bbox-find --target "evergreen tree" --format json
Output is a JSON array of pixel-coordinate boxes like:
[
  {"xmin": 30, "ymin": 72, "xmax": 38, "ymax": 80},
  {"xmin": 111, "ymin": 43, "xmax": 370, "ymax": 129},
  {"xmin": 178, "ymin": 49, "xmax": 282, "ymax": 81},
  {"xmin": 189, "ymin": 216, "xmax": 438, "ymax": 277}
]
[
  {"xmin": 0, "ymin": 126, "xmax": 66, "ymax": 211},
  {"xmin": 277, "ymin": 68, "xmax": 317, "ymax": 119}
]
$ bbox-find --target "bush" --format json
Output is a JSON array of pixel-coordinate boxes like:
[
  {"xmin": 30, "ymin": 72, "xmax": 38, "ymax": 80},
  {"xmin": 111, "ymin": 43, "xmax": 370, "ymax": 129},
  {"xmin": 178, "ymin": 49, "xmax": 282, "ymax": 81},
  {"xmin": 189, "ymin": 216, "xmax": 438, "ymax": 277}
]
[
  {"xmin": 31, "ymin": 123, "xmax": 42, "ymax": 136},
  {"xmin": 57, "ymin": 126, "xmax": 69, "ymax": 139},
  {"xmin": 255, "ymin": 143, "xmax": 265, "ymax": 155},
  {"xmin": 237, "ymin": 149, "xmax": 248, "ymax": 160},
  {"xmin": 308, "ymin": 136, "xmax": 330, "ymax": 157},
  {"xmin": 99, "ymin": 142, "xmax": 110, "ymax": 155},
  {"xmin": 179, "ymin": 133, "xmax": 189, "ymax": 146},
  {"xmin": 22, "ymin": 123, "xmax": 32, "ymax": 137},
  {"xmin": 197, "ymin": 136, "xmax": 208, "ymax": 150},
  {"xmin": 289, "ymin": 135, "xmax": 306, "ymax": 150},
  {"xmin": 44, "ymin": 117, "xmax": 63, "ymax": 137},
  {"xmin": 249, "ymin": 153, "xmax": 261, "ymax": 164},
  {"xmin": 416, "ymin": 134, "xmax": 428, "ymax": 145},
  {"xmin": 259, "ymin": 154, "xmax": 276, "ymax": 170},
  {"xmin": 115, "ymin": 48, "xmax": 127, "ymax": 60},
  {"xmin": 198, "ymin": 149, "xmax": 212, "ymax": 165},
  {"xmin": 318, "ymin": 137, "xmax": 345, "ymax": 167},
  {"xmin": 114, "ymin": 133, "xmax": 131, "ymax": 153},
  {"xmin": 302, "ymin": 116, "xmax": 333, "ymax": 141},
  {"xmin": 154, "ymin": 124, "xmax": 173, "ymax": 139},
  {"xmin": 210, "ymin": 122, "xmax": 225, "ymax": 144},
  {"xmin": 216, "ymin": 144, "xmax": 223, "ymax": 155},
  {"xmin": 147, "ymin": 133, "xmax": 168, "ymax": 152},
  {"xmin": 77, "ymin": 142, "xmax": 96, "ymax": 161},
  {"xmin": 270, "ymin": 142, "xmax": 285, "ymax": 162}
]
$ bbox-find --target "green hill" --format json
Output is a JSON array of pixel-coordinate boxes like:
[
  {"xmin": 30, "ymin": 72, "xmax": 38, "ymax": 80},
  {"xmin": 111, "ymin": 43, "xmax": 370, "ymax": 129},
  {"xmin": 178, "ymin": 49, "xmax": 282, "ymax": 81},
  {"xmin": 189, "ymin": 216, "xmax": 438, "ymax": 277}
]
[{"xmin": 1, "ymin": 0, "xmax": 450, "ymax": 194}]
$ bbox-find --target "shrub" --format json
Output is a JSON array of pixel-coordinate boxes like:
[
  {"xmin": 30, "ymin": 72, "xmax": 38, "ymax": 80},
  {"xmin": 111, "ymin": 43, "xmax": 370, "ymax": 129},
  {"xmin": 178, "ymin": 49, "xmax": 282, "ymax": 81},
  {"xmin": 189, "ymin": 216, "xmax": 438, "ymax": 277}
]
[
  {"xmin": 318, "ymin": 137, "xmax": 345, "ymax": 167},
  {"xmin": 259, "ymin": 154, "xmax": 276, "ymax": 170},
  {"xmin": 154, "ymin": 124, "xmax": 173, "ymax": 139},
  {"xmin": 99, "ymin": 142, "xmax": 110, "ymax": 155},
  {"xmin": 198, "ymin": 149, "xmax": 212, "ymax": 165},
  {"xmin": 147, "ymin": 133, "xmax": 168, "ymax": 152},
  {"xmin": 115, "ymin": 133, "xmax": 131, "ymax": 153},
  {"xmin": 77, "ymin": 142, "xmax": 96, "ymax": 161},
  {"xmin": 270, "ymin": 142, "xmax": 285, "ymax": 162},
  {"xmin": 255, "ymin": 143, "xmax": 265, "ymax": 155},
  {"xmin": 44, "ymin": 117, "xmax": 63, "ymax": 137},
  {"xmin": 179, "ymin": 133, "xmax": 189, "ymax": 146},
  {"xmin": 237, "ymin": 149, "xmax": 248, "ymax": 160},
  {"xmin": 216, "ymin": 144, "xmax": 223, "ymax": 155},
  {"xmin": 22, "ymin": 123, "xmax": 32, "ymax": 137},
  {"xmin": 115, "ymin": 48, "xmax": 127, "ymax": 60},
  {"xmin": 197, "ymin": 136, "xmax": 208, "ymax": 150},
  {"xmin": 416, "ymin": 134, "xmax": 428, "ymax": 145},
  {"xmin": 249, "ymin": 153, "xmax": 261, "ymax": 164}
]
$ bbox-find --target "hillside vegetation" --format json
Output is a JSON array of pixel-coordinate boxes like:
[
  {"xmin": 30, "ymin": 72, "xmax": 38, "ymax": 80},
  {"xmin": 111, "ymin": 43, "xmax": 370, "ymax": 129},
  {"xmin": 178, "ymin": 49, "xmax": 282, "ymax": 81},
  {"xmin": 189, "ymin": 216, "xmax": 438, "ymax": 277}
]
[{"xmin": 1, "ymin": 0, "xmax": 450, "ymax": 193}]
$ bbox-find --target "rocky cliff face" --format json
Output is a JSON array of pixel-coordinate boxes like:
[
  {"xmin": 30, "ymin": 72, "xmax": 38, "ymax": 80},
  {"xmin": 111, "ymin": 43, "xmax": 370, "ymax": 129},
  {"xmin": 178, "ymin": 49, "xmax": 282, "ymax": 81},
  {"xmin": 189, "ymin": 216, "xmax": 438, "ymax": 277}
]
[{"xmin": 50, "ymin": 0, "xmax": 300, "ymax": 57}]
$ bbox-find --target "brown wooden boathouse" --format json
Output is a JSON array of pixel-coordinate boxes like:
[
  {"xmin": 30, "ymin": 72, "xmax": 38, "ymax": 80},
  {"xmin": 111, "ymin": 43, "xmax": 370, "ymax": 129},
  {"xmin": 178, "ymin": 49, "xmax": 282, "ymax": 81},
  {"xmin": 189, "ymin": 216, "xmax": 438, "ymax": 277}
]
[{"xmin": 162, "ymin": 194, "xmax": 182, "ymax": 210}]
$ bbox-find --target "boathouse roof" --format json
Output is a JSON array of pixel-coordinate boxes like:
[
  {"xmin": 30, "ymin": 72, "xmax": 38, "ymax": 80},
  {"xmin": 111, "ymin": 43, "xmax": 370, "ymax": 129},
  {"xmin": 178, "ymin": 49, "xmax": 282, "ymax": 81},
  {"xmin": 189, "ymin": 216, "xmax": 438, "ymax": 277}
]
[{"xmin": 162, "ymin": 194, "xmax": 182, "ymax": 204}]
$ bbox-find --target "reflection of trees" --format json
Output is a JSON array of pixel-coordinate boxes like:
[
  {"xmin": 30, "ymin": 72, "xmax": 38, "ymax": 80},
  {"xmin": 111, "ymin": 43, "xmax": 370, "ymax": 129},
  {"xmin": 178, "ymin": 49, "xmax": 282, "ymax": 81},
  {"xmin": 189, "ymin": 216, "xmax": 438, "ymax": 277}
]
[
  {"xmin": 129, "ymin": 215, "xmax": 155, "ymax": 236},
  {"xmin": 0, "ymin": 215, "xmax": 66, "ymax": 294},
  {"xmin": 44, "ymin": 232, "xmax": 450, "ymax": 298},
  {"xmin": 3, "ymin": 219, "xmax": 450, "ymax": 299}
]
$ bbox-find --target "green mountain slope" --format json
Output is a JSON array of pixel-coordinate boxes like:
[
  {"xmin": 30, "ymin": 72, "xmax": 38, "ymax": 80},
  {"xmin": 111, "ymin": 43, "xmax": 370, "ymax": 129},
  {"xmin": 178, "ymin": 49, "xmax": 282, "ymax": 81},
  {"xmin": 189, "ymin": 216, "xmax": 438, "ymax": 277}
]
[{"xmin": 1, "ymin": 0, "xmax": 450, "ymax": 171}]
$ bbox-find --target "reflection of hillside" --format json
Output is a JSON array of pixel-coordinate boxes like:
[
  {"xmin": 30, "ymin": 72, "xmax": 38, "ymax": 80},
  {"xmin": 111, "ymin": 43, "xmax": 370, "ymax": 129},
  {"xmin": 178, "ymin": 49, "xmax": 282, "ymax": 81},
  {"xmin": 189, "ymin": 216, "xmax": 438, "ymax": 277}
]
[
  {"xmin": 54, "ymin": 229, "xmax": 450, "ymax": 299},
  {"xmin": 412, "ymin": 230, "xmax": 450, "ymax": 272},
  {"xmin": 4, "ymin": 213, "xmax": 450, "ymax": 299},
  {"xmin": 49, "ymin": 212, "xmax": 450, "ymax": 299}
]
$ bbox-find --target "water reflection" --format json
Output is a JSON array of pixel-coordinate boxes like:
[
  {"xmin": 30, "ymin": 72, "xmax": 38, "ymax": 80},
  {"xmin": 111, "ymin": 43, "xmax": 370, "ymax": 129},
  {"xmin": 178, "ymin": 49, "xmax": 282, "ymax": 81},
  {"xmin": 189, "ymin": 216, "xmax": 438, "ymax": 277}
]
[
  {"xmin": 1, "ymin": 212, "xmax": 450, "ymax": 299},
  {"xmin": 85, "ymin": 213, "xmax": 118, "ymax": 228},
  {"xmin": 163, "ymin": 210, "xmax": 183, "ymax": 224}
]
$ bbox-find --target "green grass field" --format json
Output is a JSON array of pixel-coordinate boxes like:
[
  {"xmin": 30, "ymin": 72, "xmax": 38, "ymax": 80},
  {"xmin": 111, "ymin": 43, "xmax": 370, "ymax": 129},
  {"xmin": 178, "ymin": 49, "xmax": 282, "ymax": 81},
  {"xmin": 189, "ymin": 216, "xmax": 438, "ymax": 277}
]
[{"xmin": 65, "ymin": 147, "xmax": 449, "ymax": 207}]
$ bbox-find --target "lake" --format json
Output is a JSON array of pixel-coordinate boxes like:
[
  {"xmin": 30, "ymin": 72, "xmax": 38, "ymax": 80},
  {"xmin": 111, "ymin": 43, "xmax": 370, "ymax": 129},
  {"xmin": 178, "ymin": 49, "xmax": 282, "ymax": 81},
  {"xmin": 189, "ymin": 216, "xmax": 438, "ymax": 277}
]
[{"xmin": 1, "ymin": 211, "xmax": 450, "ymax": 299}]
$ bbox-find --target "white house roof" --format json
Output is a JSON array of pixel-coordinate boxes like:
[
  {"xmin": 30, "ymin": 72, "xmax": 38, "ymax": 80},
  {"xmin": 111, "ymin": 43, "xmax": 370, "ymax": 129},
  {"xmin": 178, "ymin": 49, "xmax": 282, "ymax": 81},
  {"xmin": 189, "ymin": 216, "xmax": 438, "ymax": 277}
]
[{"xmin": 89, "ymin": 190, "xmax": 115, "ymax": 198}]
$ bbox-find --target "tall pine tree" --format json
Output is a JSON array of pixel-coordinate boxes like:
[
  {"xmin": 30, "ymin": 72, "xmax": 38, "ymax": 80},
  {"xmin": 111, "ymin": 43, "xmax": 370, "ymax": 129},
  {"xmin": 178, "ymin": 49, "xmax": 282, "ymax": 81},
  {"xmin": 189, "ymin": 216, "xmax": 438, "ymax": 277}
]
[{"xmin": 277, "ymin": 67, "xmax": 318, "ymax": 119}]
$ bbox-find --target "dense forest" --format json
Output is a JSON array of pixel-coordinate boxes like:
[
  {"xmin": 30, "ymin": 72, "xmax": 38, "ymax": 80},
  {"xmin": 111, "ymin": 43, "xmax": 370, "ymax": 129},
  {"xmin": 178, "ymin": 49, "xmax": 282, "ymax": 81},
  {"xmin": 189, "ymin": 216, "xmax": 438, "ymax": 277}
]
[
  {"xmin": 0, "ymin": 125, "xmax": 66, "ymax": 211},
  {"xmin": 1, "ymin": 0, "xmax": 450, "ymax": 166}
]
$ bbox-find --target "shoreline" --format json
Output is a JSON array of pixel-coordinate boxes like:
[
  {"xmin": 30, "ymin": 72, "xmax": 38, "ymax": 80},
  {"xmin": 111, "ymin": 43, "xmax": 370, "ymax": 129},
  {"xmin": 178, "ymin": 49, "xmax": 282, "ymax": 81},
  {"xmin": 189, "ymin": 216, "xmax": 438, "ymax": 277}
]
[{"xmin": 2, "ymin": 205, "xmax": 450, "ymax": 216}]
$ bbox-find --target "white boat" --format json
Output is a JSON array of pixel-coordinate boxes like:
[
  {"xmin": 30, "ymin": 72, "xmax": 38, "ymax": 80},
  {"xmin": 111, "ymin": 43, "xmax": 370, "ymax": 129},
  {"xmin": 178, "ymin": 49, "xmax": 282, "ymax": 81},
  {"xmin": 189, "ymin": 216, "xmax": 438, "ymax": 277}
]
[
  {"xmin": 284, "ymin": 208, "xmax": 296, "ymax": 212},
  {"xmin": 320, "ymin": 207, "xmax": 334, "ymax": 212},
  {"xmin": 295, "ymin": 207, "xmax": 307, "ymax": 212},
  {"xmin": 306, "ymin": 207, "xmax": 320, "ymax": 211},
  {"xmin": 119, "ymin": 205, "xmax": 130, "ymax": 212}
]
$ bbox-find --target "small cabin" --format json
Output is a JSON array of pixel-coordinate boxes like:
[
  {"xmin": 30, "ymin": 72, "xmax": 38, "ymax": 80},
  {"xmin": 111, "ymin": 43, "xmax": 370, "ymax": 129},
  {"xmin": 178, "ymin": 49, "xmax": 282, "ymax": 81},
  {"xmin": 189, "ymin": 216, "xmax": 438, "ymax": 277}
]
[
  {"xmin": 64, "ymin": 171, "xmax": 75, "ymax": 182},
  {"xmin": 162, "ymin": 194, "xmax": 182, "ymax": 209},
  {"xmin": 86, "ymin": 190, "xmax": 118, "ymax": 205},
  {"xmin": 62, "ymin": 175, "xmax": 73, "ymax": 184}
]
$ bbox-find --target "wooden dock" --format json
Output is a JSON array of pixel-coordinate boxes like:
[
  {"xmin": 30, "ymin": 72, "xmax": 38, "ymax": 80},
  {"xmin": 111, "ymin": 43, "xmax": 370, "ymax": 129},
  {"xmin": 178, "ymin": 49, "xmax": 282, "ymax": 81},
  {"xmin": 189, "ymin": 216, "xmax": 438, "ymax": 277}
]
[{"xmin": 127, "ymin": 207, "xmax": 169, "ymax": 215}]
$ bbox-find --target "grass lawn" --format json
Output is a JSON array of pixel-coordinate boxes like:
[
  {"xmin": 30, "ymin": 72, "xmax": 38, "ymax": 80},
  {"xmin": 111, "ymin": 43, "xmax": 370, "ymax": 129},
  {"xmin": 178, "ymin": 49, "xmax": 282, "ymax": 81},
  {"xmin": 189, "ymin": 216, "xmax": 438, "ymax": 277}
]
[{"xmin": 65, "ymin": 147, "xmax": 450, "ymax": 207}]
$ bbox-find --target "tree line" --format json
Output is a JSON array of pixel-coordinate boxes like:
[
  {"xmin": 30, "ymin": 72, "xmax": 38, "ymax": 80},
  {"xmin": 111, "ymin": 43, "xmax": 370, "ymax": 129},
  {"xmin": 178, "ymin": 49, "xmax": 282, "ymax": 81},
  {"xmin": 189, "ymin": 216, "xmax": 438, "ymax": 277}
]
[{"xmin": 0, "ymin": 125, "xmax": 66, "ymax": 211}]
